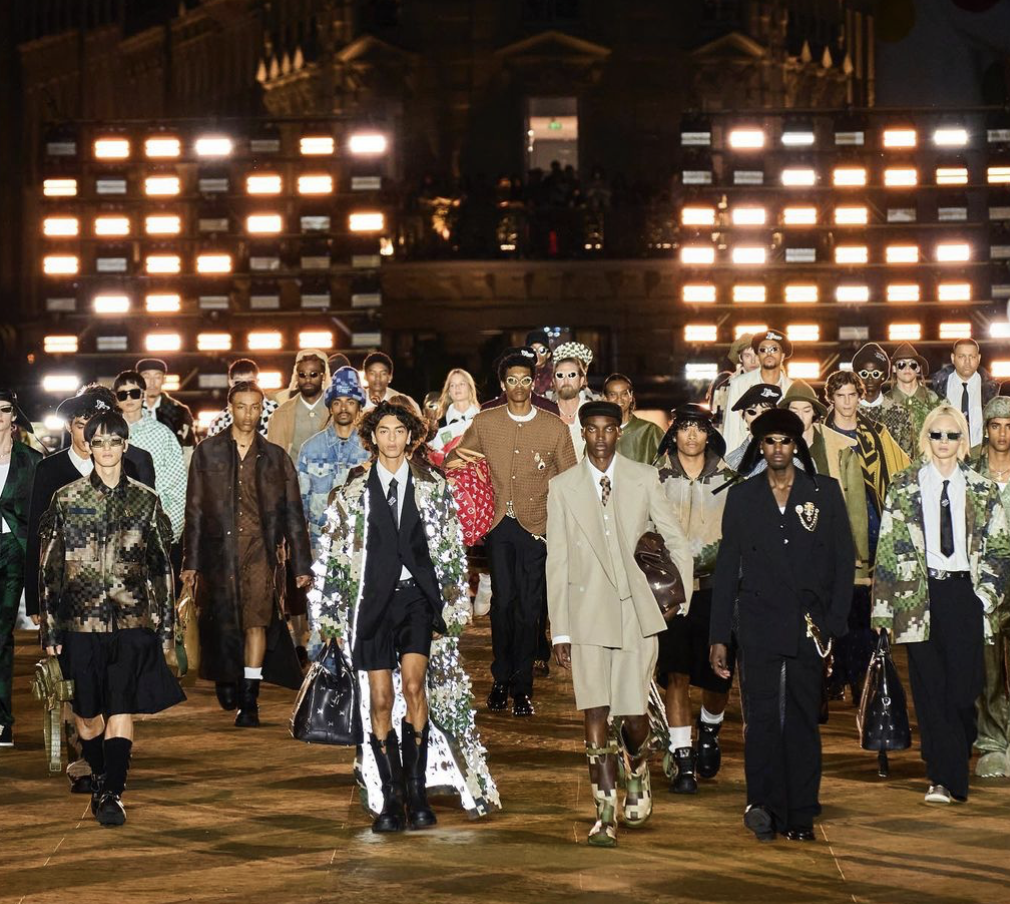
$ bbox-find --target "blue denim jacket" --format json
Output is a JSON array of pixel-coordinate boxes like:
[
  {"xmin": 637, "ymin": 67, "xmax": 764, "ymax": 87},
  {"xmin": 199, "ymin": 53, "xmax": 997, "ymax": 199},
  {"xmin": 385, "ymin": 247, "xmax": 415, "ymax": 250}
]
[{"xmin": 297, "ymin": 426, "xmax": 370, "ymax": 552}]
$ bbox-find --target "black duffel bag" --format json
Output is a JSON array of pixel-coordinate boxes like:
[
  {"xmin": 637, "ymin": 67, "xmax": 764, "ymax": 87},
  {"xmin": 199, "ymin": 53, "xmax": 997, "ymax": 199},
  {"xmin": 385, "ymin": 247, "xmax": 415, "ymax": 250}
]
[
  {"xmin": 857, "ymin": 630, "xmax": 911, "ymax": 776},
  {"xmin": 290, "ymin": 639, "xmax": 362, "ymax": 746}
]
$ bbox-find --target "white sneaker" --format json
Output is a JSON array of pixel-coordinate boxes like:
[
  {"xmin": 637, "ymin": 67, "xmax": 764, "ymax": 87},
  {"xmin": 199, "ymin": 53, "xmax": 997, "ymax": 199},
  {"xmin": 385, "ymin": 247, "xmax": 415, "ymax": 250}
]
[
  {"xmin": 473, "ymin": 573, "xmax": 492, "ymax": 617},
  {"xmin": 925, "ymin": 784, "xmax": 951, "ymax": 804}
]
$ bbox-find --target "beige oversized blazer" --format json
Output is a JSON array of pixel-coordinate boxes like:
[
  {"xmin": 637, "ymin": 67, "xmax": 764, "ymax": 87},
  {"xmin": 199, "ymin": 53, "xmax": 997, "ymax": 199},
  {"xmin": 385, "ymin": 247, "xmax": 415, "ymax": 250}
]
[{"xmin": 546, "ymin": 454, "xmax": 694, "ymax": 648}]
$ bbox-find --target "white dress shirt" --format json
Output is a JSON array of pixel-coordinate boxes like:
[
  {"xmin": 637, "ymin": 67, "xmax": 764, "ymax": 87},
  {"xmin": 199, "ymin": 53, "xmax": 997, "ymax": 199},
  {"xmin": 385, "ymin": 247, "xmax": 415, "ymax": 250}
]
[
  {"xmin": 68, "ymin": 446, "xmax": 94, "ymax": 478},
  {"xmin": 376, "ymin": 459, "xmax": 412, "ymax": 580},
  {"xmin": 0, "ymin": 461, "xmax": 10, "ymax": 533},
  {"xmin": 945, "ymin": 370, "xmax": 983, "ymax": 448},
  {"xmin": 919, "ymin": 462, "xmax": 970, "ymax": 571},
  {"xmin": 553, "ymin": 456, "xmax": 618, "ymax": 646}
]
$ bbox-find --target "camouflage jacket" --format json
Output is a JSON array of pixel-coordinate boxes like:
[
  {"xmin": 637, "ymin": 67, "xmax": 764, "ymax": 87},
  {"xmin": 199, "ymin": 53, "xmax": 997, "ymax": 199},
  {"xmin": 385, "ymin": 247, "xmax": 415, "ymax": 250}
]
[
  {"xmin": 871, "ymin": 461, "xmax": 1010, "ymax": 643},
  {"xmin": 860, "ymin": 395, "xmax": 915, "ymax": 459},
  {"xmin": 887, "ymin": 384, "xmax": 941, "ymax": 449},
  {"xmin": 39, "ymin": 470, "xmax": 175, "ymax": 648}
]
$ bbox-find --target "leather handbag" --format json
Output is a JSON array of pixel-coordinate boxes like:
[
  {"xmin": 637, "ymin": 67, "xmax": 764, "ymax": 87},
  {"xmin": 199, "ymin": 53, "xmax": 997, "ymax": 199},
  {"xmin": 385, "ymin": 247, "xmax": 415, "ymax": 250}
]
[
  {"xmin": 857, "ymin": 630, "xmax": 911, "ymax": 753},
  {"xmin": 634, "ymin": 531, "xmax": 687, "ymax": 617},
  {"xmin": 30, "ymin": 656, "xmax": 75, "ymax": 774},
  {"xmin": 290, "ymin": 639, "xmax": 362, "ymax": 746}
]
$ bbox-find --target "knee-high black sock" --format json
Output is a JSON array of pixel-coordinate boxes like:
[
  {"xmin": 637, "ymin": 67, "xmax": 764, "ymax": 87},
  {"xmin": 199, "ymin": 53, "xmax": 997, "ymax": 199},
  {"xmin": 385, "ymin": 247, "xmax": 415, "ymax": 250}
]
[
  {"xmin": 103, "ymin": 738, "xmax": 133, "ymax": 797},
  {"xmin": 80, "ymin": 734, "xmax": 105, "ymax": 776}
]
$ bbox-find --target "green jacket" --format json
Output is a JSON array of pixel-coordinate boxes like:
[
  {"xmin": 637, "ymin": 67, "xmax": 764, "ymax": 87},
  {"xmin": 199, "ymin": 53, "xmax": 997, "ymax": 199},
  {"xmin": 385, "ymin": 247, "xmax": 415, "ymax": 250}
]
[
  {"xmin": 871, "ymin": 461, "xmax": 1010, "ymax": 644},
  {"xmin": 0, "ymin": 441, "xmax": 43, "ymax": 551},
  {"xmin": 887, "ymin": 384, "xmax": 940, "ymax": 449},
  {"xmin": 617, "ymin": 415, "xmax": 664, "ymax": 466}
]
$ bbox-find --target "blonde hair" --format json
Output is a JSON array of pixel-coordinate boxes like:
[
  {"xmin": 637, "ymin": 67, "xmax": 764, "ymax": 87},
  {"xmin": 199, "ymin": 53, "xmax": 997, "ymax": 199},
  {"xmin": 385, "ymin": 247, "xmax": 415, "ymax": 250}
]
[
  {"xmin": 918, "ymin": 404, "xmax": 971, "ymax": 462},
  {"xmin": 438, "ymin": 368, "xmax": 478, "ymax": 419}
]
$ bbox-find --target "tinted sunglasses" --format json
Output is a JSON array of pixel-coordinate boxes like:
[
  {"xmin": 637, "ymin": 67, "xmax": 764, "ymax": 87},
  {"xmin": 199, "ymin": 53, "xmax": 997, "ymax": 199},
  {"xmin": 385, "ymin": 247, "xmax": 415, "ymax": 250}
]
[
  {"xmin": 297, "ymin": 370, "xmax": 322, "ymax": 379},
  {"xmin": 928, "ymin": 430, "xmax": 962, "ymax": 442},
  {"xmin": 505, "ymin": 376, "xmax": 533, "ymax": 387},
  {"xmin": 762, "ymin": 435, "xmax": 795, "ymax": 446},
  {"xmin": 116, "ymin": 389, "xmax": 143, "ymax": 401},
  {"xmin": 0, "ymin": 405, "xmax": 14, "ymax": 415},
  {"xmin": 90, "ymin": 436, "xmax": 125, "ymax": 449},
  {"xmin": 895, "ymin": 360, "xmax": 920, "ymax": 371},
  {"xmin": 857, "ymin": 369, "xmax": 884, "ymax": 380},
  {"xmin": 757, "ymin": 346, "xmax": 781, "ymax": 355},
  {"xmin": 555, "ymin": 371, "xmax": 579, "ymax": 380}
]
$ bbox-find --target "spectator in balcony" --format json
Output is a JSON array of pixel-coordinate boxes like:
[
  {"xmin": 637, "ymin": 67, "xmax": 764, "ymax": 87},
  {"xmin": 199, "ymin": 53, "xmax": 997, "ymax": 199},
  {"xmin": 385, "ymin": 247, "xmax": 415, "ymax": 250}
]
[
  {"xmin": 136, "ymin": 358, "xmax": 195, "ymax": 455},
  {"xmin": 207, "ymin": 359, "xmax": 280, "ymax": 438}
]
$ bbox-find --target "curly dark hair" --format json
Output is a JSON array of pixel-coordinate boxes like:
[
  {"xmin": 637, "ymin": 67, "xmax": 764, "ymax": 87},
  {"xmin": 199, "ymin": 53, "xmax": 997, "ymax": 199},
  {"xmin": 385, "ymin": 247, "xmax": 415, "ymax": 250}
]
[
  {"xmin": 824, "ymin": 370, "xmax": 865, "ymax": 403},
  {"xmin": 358, "ymin": 400, "xmax": 428, "ymax": 457}
]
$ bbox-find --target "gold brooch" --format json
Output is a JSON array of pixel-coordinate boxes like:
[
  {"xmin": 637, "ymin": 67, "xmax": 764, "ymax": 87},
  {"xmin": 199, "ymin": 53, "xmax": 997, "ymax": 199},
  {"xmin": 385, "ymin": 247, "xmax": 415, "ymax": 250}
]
[{"xmin": 795, "ymin": 502, "xmax": 819, "ymax": 532}]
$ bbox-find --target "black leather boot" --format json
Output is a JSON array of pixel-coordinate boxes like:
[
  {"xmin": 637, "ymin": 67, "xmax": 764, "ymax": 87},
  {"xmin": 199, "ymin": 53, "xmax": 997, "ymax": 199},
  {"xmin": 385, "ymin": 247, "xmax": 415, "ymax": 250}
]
[
  {"xmin": 696, "ymin": 718, "xmax": 723, "ymax": 779},
  {"xmin": 215, "ymin": 682, "xmax": 238, "ymax": 711},
  {"xmin": 234, "ymin": 679, "xmax": 260, "ymax": 727},
  {"xmin": 369, "ymin": 731, "xmax": 406, "ymax": 833},
  {"xmin": 401, "ymin": 720, "xmax": 437, "ymax": 830},
  {"xmin": 669, "ymin": 747, "xmax": 698, "ymax": 794}
]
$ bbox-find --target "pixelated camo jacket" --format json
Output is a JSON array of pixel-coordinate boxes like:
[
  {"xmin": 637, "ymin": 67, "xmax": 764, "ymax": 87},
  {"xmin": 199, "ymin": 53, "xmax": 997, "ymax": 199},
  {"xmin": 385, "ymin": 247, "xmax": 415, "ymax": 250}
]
[
  {"xmin": 39, "ymin": 470, "xmax": 175, "ymax": 648},
  {"xmin": 871, "ymin": 461, "xmax": 1010, "ymax": 644},
  {"xmin": 308, "ymin": 461, "xmax": 470, "ymax": 644}
]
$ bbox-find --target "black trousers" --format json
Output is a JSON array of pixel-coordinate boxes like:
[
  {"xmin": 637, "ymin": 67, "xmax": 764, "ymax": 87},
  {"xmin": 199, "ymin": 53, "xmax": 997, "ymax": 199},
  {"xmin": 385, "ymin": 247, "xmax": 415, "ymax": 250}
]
[
  {"xmin": 486, "ymin": 517, "xmax": 547, "ymax": 696},
  {"xmin": 739, "ymin": 635, "xmax": 824, "ymax": 831},
  {"xmin": 905, "ymin": 576, "xmax": 983, "ymax": 800}
]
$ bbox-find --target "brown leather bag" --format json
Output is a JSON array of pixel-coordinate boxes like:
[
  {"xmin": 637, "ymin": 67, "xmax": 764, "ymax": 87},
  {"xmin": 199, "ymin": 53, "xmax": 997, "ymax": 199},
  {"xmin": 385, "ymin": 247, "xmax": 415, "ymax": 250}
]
[{"xmin": 634, "ymin": 531, "xmax": 687, "ymax": 617}]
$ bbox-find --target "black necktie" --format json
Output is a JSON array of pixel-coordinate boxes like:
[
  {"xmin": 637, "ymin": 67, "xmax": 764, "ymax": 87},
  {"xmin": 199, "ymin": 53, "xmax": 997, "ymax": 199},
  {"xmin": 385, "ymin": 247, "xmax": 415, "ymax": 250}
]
[
  {"xmin": 961, "ymin": 382, "xmax": 970, "ymax": 432},
  {"xmin": 939, "ymin": 479, "xmax": 954, "ymax": 558},
  {"xmin": 387, "ymin": 477, "xmax": 399, "ymax": 527}
]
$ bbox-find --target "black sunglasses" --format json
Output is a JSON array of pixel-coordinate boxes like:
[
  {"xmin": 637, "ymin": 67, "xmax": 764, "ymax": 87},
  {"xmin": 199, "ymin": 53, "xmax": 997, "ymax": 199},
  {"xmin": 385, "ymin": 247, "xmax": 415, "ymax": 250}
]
[
  {"xmin": 0, "ymin": 405, "xmax": 14, "ymax": 415},
  {"xmin": 895, "ymin": 360, "xmax": 920, "ymax": 371},
  {"xmin": 762, "ymin": 435, "xmax": 795, "ymax": 446},
  {"xmin": 115, "ymin": 389, "xmax": 143, "ymax": 401},
  {"xmin": 928, "ymin": 430, "xmax": 962, "ymax": 441},
  {"xmin": 297, "ymin": 370, "xmax": 322, "ymax": 379}
]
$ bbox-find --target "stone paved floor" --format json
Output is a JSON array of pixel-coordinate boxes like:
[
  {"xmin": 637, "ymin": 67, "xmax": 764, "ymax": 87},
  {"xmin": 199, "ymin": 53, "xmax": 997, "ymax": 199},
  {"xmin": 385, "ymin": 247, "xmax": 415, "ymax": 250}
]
[{"xmin": 4, "ymin": 624, "xmax": 1009, "ymax": 904}]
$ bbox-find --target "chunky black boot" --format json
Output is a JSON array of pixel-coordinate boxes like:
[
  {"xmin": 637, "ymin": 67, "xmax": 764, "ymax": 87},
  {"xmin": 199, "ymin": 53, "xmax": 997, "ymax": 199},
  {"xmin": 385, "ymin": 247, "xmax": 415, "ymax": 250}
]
[
  {"xmin": 669, "ymin": 747, "xmax": 698, "ymax": 794},
  {"xmin": 215, "ymin": 682, "xmax": 238, "ymax": 711},
  {"xmin": 401, "ymin": 720, "xmax": 437, "ymax": 830},
  {"xmin": 97, "ymin": 738, "xmax": 132, "ymax": 827},
  {"xmin": 696, "ymin": 718, "xmax": 723, "ymax": 779},
  {"xmin": 369, "ymin": 731, "xmax": 406, "ymax": 833},
  {"xmin": 234, "ymin": 679, "xmax": 260, "ymax": 727}
]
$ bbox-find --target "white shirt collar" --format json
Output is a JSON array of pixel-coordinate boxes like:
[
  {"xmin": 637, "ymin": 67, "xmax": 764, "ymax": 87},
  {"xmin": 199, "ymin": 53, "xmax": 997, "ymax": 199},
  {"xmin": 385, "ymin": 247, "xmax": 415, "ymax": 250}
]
[
  {"xmin": 586, "ymin": 455, "xmax": 616, "ymax": 483},
  {"xmin": 68, "ymin": 446, "xmax": 93, "ymax": 476},
  {"xmin": 376, "ymin": 458, "xmax": 409, "ymax": 488},
  {"xmin": 446, "ymin": 404, "xmax": 478, "ymax": 425},
  {"xmin": 860, "ymin": 395, "xmax": 884, "ymax": 409},
  {"xmin": 299, "ymin": 394, "xmax": 325, "ymax": 412}
]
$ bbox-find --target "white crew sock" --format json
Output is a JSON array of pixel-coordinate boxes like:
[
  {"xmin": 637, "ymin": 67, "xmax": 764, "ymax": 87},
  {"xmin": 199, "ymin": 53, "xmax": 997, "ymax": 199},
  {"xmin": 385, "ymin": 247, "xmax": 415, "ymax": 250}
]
[
  {"xmin": 669, "ymin": 725, "xmax": 692, "ymax": 752},
  {"xmin": 244, "ymin": 667, "xmax": 263, "ymax": 681},
  {"xmin": 700, "ymin": 706, "xmax": 725, "ymax": 725}
]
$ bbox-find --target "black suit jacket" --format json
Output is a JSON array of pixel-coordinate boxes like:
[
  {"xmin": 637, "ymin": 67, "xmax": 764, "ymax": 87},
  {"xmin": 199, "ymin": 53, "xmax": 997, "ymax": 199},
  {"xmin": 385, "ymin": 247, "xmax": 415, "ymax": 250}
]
[
  {"xmin": 0, "ymin": 441, "xmax": 43, "ymax": 549},
  {"xmin": 358, "ymin": 467, "xmax": 446, "ymax": 643},
  {"xmin": 710, "ymin": 471, "xmax": 854, "ymax": 657},
  {"xmin": 24, "ymin": 446, "xmax": 155, "ymax": 616}
]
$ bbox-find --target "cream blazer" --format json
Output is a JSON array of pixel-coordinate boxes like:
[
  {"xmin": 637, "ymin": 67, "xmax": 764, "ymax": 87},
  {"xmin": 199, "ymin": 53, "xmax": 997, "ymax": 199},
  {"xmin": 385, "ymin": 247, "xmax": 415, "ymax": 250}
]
[{"xmin": 546, "ymin": 454, "xmax": 694, "ymax": 647}]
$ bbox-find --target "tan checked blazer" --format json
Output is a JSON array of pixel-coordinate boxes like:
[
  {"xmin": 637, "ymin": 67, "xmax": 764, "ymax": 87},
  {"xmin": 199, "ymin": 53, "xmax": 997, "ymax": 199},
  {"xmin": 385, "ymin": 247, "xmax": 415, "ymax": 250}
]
[
  {"xmin": 547, "ymin": 454, "xmax": 694, "ymax": 647},
  {"xmin": 447, "ymin": 406, "xmax": 576, "ymax": 536}
]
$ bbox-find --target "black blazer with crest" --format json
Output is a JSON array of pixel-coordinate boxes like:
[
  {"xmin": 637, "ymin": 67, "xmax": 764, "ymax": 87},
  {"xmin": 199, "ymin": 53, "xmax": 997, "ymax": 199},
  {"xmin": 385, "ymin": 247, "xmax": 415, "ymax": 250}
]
[{"xmin": 710, "ymin": 470, "xmax": 854, "ymax": 657}]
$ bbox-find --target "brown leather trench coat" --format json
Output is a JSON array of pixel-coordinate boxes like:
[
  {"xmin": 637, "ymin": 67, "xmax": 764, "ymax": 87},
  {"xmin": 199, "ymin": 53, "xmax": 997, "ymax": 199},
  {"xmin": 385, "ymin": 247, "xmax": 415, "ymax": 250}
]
[{"xmin": 182, "ymin": 431, "xmax": 311, "ymax": 688}]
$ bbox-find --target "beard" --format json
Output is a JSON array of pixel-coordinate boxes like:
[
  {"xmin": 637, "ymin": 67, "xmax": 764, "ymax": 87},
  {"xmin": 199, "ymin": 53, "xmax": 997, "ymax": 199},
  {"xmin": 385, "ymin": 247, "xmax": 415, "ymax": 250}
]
[{"xmin": 557, "ymin": 385, "xmax": 579, "ymax": 401}]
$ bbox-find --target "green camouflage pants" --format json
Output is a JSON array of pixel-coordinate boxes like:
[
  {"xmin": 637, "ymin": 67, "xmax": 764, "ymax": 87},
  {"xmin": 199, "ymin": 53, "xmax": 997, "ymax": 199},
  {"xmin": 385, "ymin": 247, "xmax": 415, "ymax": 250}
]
[
  {"xmin": 0, "ymin": 532, "xmax": 25, "ymax": 727},
  {"xmin": 976, "ymin": 632, "xmax": 1010, "ymax": 755}
]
